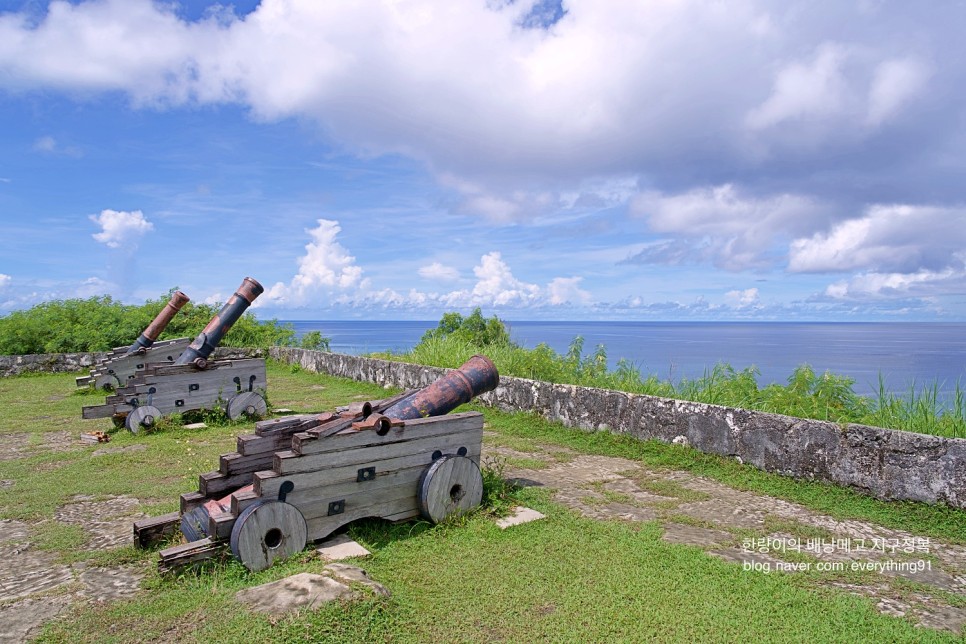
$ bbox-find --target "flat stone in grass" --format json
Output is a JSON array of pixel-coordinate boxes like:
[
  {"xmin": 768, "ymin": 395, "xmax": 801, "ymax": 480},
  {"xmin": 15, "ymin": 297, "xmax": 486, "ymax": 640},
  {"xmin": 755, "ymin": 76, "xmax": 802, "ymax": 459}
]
[
  {"xmin": 234, "ymin": 565, "xmax": 389, "ymax": 615},
  {"xmin": 183, "ymin": 423, "xmax": 207, "ymax": 430},
  {"xmin": 235, "ymin": 573, "xmax": 354, "ymax": 615},
  {"xmin": 325, "ymin": 563, "xmax": 391, "ymax": 597},
  {"xmin": 317, "ymin": 534, "xmax": 371, "ymax": 561},
  {"xmin": 496, "ymin": 507, "xmax": 546, "ymax": 529}
]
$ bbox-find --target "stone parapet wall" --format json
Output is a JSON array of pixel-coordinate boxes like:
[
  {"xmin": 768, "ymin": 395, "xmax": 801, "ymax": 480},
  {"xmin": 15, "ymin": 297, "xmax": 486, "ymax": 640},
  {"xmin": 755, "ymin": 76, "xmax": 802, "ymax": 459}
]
[
  {"xmin": 0, "ymin": 352, "xmax": 107, "ymax": 377},
  {"xmin": 0, "ymin": 347, "xmax": 262, "ymax": 378},
  {"xmin": 270, "ymin": 347, "xmax": 966, "ymax": 510}
]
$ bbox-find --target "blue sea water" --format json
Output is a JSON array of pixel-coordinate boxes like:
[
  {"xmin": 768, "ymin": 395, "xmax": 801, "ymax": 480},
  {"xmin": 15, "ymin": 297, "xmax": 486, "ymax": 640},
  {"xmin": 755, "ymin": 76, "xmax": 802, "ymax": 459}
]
[{"xmin": 282, "ymin": 320, "xmax": 966, "ymax": 399}]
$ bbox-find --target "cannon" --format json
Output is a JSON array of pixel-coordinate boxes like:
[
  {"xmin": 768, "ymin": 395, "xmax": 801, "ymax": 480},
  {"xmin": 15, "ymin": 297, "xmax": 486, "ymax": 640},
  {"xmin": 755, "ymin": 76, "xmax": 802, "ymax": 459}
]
[
  {"xmin": 175, "ymin": 277, "xmax": 263, "ymax": 368},
  {"xmin": 82, "ymin": 278, "xmax": 268, "ymax": 432},
  {"xmin": 137, "ymin": 355, "xmax": 499, "ymax": 573},
  {"xmin": 76, "ymin": 291, "xmax": 192, "ymax": 391}
]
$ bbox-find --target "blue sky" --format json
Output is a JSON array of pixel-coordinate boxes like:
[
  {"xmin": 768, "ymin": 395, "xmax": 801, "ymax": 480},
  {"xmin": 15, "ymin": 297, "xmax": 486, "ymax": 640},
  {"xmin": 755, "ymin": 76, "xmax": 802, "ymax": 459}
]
[{"xmin": 1, "ymin": 0, "xmax": 964, "ymax": 321}]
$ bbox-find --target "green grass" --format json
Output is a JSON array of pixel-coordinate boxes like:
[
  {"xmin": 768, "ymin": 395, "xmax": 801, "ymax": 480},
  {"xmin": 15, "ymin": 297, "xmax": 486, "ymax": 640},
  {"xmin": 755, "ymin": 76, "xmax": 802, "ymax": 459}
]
[
  {"xmin": 37, "ymin": 493, "xmax": 960, "ymax": 643},
  {"xmin": 0, "ymin": 365, "xmax": 962, "ymax": 643}
]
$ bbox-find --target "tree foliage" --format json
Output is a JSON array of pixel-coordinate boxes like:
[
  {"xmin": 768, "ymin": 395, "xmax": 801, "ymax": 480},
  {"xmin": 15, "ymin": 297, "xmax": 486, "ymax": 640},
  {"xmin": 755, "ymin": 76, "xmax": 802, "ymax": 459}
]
[
  {"xmin": 420, "ymin": 307, "xmax": 513, "ymax": 348},
  {"xmin": 0, "ymin": 289, "xmax": 324, "ymax": 355}
]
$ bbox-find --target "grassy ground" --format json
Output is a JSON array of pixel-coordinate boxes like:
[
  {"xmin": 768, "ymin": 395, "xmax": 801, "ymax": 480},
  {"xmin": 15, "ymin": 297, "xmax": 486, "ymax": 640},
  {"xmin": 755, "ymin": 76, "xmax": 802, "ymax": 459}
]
[{"xmin": 0, "ymin": 364, "xmax": 962, "ymax": 643}]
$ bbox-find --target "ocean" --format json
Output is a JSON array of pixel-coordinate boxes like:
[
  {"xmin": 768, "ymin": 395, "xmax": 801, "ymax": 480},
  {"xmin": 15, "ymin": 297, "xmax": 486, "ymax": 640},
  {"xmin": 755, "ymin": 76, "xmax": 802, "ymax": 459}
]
[{"xmin": 282, "ymin": 320, "xmax": 966, "ymax": 399}]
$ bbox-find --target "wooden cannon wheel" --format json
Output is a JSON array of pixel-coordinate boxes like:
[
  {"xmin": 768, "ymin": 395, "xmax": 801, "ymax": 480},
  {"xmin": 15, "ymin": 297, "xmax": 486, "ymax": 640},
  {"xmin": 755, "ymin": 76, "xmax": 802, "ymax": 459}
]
[
  {"xmin": 418, "ymin": 455, "xmax": 484, "ymax": 524},
  {"xmin": 93, "ymin": 373, "xmax": 119, "ymax": 391},
  {"xmin": 226, "ymin": 391, "xmax": 267, "ymax": 421},
  {"xmin": 126, "ymin": 405, "xmax": 162, "ymax": 433},
  {"xmin": 230, "ymin": 500, "xmax": 307, "ymax": 572}
]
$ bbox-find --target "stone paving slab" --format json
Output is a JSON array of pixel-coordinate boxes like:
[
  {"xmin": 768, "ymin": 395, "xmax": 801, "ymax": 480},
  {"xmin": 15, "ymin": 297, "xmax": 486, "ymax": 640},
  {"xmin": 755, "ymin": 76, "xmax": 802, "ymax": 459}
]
[
  {"xmin": 0, "ymin": 596, "xmax": 70, "ymax": 644},
  {"xmin": 317, "ymin": 534, "xmax": 372, "ymax": 561},
  {"xmin": 495, "ymin": 506, "xmax": 546, "ymax": 529}
]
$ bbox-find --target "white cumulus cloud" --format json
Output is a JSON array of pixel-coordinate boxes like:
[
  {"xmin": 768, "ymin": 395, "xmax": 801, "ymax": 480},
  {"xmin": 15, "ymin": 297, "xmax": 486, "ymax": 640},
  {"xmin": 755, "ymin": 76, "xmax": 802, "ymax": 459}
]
[
  {"xmin": 467, "ymin": 252, "xmax": 541, "ymax": 307},
  {"xmin": 89, "ymin": 209, "xmax": 154, "ymax": 249},
  {"xmin": 547, "ymin": 276, "xmax": 592, "ymax": 305},
  {"xmin": 788, "ymin": 204, "xmax": 966, "ymax": 274},
  {"xmin": 825, "ymin": 268, "xmax": 960, "ymax": 300},
  {"xmin": 418, "ymin": 262, "xmax": 460, "ymax": 282},
  {"xmin": 629, "ymin": 184, "xmax": 825, "ymax": 270},
  {"xmin": 724, "ymin": 287, "xmax": 761, "ymax": 308},
  {"xmin": 0, "ymin": 273, "xmax": 10, "ymax": 291},
  {"xmin": 0, "ymin": 0, "xmax": 952, "ymax": 226},
  {"xmin": 264, "ymin": 219, "xmax": 368, "ymax": 306}
]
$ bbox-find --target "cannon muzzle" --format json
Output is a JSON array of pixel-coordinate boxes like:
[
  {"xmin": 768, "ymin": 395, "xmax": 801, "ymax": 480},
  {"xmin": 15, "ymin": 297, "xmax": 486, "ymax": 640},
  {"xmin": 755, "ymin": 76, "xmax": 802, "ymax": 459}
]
[
  {"xmin": 174, "ymin": 278, "xmax": 263, "ymax": 367},
  {"xmin": 123, "ymin": 291, "xmax": 190, "ymax": 356},
  {"xmin": 383, "ymin": 354, "xmax": 499, "ymax": 420}
]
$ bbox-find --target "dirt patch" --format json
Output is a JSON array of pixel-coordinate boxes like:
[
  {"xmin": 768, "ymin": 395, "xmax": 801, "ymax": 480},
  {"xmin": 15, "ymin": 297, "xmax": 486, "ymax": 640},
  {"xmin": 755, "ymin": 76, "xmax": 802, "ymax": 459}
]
[
  {"xmin": 39, "ymin": 431, "xmax": 79, "ymax": 452},
  {"xmin": 91, "ymin": 444, "xmax": 147, "ymax": 457},
  {"xmin": 0, "ymin": 433, "xmax": 28, "ymax": 461}
]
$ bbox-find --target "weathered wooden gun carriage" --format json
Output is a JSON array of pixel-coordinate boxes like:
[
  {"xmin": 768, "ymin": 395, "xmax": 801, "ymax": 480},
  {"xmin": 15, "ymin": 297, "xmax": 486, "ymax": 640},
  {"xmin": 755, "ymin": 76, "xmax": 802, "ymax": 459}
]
[
  {"xmin": 76, "ymin": 290, "xmax": 192, "ymax": 391},
  {"xmin": 82, "ymin": 278, "xmax": 268, "ymax": 432},
  {"xmin": 136, "ymin": 355, "xmax": 499, "ymax": 573}
]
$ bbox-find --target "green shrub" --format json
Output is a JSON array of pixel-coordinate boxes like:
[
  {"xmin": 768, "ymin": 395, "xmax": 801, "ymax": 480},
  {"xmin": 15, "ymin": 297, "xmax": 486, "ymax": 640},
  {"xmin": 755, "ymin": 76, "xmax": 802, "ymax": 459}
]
[
  {"xmin": 420, "ymin": 307, "xmax": 512, "ymax": 347},
  {"xmin": 0, "ymin": 289, "xmax": 318, "ymax": 354},
  {"xmin": 298, "ymin": 330, "xmax": 331, "ymax": 352}
]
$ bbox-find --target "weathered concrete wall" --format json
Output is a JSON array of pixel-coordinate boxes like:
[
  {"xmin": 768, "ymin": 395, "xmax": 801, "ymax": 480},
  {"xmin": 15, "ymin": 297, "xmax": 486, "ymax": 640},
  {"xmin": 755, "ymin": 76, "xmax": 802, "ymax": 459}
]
[
  {"xmin": 0, "ymin": 347, "xmax": 263, "ymax": 378},
  {"xmin": 269, "ymin": 347, "xmax": 966, "ymax": 510}
]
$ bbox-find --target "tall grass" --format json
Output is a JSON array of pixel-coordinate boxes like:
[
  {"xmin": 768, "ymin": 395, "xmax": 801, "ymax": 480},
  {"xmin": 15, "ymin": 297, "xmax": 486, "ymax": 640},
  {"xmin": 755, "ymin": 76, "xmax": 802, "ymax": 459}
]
[{"xmin": 380, "ymin": 330, "xmax": 966, "ymax": 440}]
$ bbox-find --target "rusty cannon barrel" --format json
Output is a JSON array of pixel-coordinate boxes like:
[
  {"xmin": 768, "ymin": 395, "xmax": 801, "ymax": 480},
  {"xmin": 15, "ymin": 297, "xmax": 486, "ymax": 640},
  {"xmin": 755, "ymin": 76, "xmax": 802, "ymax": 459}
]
[
  {"xmin": 383, "ymin": 354, "xmax": 499, "ymax": 420},
  {"xmin": 174, "ymin": 277, "xmax": 264, "ymax": 368},
  {"xmin": 123, "ymin": 291, "xmax": 190, "ymax": 356}
]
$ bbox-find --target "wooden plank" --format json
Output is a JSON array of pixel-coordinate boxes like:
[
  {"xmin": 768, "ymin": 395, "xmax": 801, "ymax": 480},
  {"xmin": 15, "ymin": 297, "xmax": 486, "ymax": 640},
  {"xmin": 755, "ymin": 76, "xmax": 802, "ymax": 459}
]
[
  {"xmin": 236, "ymin": 433, "xmax": 295, "ymax": 456},
  {"xmin": 255, "ymin": 445, "xmax": 482, "ymax": 498},
  {"xmin": 255, "ymin": 412, "xmax": 336, "ymax": 437},
  {"xmin": 133, "ymin": 511, "xmax": 180, "ymax": 549},
  {"xmin": 124, "ymin": 362, "xmax": 266, "ymax": 391},
  {"xmin": 207, "ymin": 510, "xmax": 236, "ymax": 541},
  {"xmin": 199, "ymin": 470, "xmax": 254, "ymax": 497},
  {"xmin": 146, "ymin": 358, "xmax": 266, "ymax": 379},
  {"xmin": 292, "ymin": 412, "xmax": 482, "ymax": 456},
  {"xmin": 252, "ymin": 463, "xmax": 424, "ymax": 509},
  {"xmin": 157, "ymin": 538, "xmax": 222, "ymax": 575},
  {"xmin": 305, "ymin": 492, "xmax": 422, "ymax": 543},
  {"xmin": 82, "ymin": 403, "xmax": 128, "ymax": 419},
  {"xmin": 263, "ymin": 466, "xmax": 424, "ymax": 521},
  {"xmin": 180, "ymin": 491, "xmax": 207, "ymax": 514},
  {"xmin": 274, "ymin": 424, "xmax": 482, "ymax": 475},
  {"xmin": 219, "ymin": 452, "xmax": 276, "ymax": 476},
  {"xmin": 230, "ymin": 488, "xmax": 260, "ymax": 515},
  {"xmin": 384, "ymin": 508, "xmax": 421, "ymax": 523}
]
